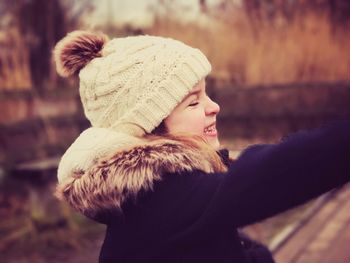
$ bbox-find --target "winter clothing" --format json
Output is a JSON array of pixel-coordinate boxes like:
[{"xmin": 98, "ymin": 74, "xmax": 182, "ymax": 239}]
[
  {"xmin": 57, "ymin": 128, "xmax": 220, "ymax": 213},
  {"xmin": 57, "ymin": 120, "xmax": 350, "ymax": 263},
  {"xmin": 53, "ymin": 31, "xmax": 350, "ymax": 263},
  {"xmin": 54, "ymin": 31, "xmax": 211, "ymax": 137}
]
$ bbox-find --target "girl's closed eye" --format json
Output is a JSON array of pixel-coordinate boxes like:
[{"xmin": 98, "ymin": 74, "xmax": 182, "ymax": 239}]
[{"xmin": 189, "ymin": 101, "xmax": 199, "ymax": 107}]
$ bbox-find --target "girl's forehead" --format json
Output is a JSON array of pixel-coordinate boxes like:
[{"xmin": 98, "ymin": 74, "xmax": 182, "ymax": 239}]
[
  {"xmin": 177, "ymin": 80, "xmax": 205, "ymax": 104},
  {"xmin": 189, "ymin": 79, "xmax": 206, "ymax": 94},
  {"xmin": 176, "ymin": 79, "xmax": 206, "ymax": 107}
]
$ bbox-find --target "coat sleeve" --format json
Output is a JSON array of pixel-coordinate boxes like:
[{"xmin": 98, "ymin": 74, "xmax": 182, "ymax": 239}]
[{"xmin": 183, "ymin": 120, "xmax": 350, "ymax": 228}]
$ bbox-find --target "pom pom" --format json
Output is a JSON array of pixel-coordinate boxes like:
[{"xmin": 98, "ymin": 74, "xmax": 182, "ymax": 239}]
[{"xmin": 53, "ymin": 30, "xmax": 109, "ymax": 77}]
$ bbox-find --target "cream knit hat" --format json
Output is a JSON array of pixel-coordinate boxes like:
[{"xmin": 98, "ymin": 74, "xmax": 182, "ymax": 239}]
[{"xmin": 54, "ymin": 31, "xmax": 211, "ymax": 136}]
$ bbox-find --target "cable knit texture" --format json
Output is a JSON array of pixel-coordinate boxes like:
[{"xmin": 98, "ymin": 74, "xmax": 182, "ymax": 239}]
[
  {"xmin": 54, "ymin": 32, "xmax": 211, "ymax": 136},
  {"xmin": 53, "ymin": 31, "xmax": 214, "ymax": 218}
]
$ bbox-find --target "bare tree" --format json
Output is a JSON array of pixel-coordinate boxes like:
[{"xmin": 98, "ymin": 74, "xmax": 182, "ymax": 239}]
[{"xmin": 0, "ymin": 0, "xmax": 94, "ymax": 90}]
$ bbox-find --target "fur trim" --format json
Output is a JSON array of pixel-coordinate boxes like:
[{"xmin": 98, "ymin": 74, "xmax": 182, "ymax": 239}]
[
  {"xmin": 53, "ymin": 30, "xmax": 109, "ymax": 77},
  {"xmin": 56, "ymin": 138, "xmax": 217, "ymax": 218}
]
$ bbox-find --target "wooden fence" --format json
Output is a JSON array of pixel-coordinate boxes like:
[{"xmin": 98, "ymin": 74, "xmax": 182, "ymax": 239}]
[
  {"xmin": 1, "ymin": 82, "xmax": 350, "ymax": 170},
  {"xmin": 213, "ymin": 82, "xmax": 350, "ymax": 142}
]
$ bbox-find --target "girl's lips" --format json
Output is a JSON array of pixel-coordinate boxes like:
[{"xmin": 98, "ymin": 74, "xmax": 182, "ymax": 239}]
[
  {"xmin": 204, "ymin": 126, "xmax": 217, "ymax": 137},
  {"xmin": 206, "ymin": 129, "xmax": 217, "ymax": 137}
]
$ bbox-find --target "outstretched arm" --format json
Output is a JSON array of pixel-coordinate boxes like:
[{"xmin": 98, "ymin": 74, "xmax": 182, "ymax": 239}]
[
  {"xmin": 207, "ymin": 120, "xmax": 350, "ymax": 227},
  {"xmin": 157, "ymin": 120, "xmax": 350, "ymax": 231}
]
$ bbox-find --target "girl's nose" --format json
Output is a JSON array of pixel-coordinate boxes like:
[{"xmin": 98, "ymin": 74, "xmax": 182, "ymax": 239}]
[{"xmin": 205, "ymin": 96, "xmax": 220, "ymax": 115}]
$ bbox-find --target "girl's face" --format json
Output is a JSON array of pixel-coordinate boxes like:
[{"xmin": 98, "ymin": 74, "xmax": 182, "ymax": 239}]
[{"xmin": 164, "ymin": 79, "xmax": 221, "ymax": 149}]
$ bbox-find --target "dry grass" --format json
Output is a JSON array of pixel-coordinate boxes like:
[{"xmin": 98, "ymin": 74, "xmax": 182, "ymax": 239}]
[
  {"xmin": 146, "ymin": 9, "xmax": 350, "ymax": 86},
  {"xmin": 0, "ymin": 27, "xmax": 32, "ymax": 90}
]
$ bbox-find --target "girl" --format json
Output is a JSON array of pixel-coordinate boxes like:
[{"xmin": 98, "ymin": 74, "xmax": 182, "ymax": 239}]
[{"xmin": 54, "ymin": 31, "xmax": 350, "ymax": 263}]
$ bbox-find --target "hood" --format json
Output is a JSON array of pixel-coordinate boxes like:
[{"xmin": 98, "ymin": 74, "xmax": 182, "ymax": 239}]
[{"xmin": 56, "ymin": 127, "xmax": 226, "ymax": 219}]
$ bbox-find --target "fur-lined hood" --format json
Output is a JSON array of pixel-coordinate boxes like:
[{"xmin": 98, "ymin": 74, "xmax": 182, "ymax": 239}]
[{"xmin": 56, "ymin": 127, "xmax": 226, "ymax": 219}]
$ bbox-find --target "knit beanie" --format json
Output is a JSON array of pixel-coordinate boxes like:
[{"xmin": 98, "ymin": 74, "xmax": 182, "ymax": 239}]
[{"xmin": 54, "ymin": 31, "xmax": 211, "ymax": 136}]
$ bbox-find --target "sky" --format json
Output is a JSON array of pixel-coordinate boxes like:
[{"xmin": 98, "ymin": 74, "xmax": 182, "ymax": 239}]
[{"xmin": 86, "ymin": 0, "xmax": 240, "ymax": 28}]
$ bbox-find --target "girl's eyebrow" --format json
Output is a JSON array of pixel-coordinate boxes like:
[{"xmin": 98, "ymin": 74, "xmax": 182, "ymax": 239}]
[
  {"xmin": 183, "ymin": 91, "xmax": 200, "ymax": 102},
  {"xmin": 184, "ymin": 86, "xmax": 202, "ymax": 99}
]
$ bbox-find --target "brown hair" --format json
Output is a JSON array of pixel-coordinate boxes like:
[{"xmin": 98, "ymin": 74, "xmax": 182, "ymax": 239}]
[
  {"xmin": 151, "ymin": 121, "xmax": 168, "ymax": 135},
  {"xmin": 150, "ymin": 121, "xmax": 227, "ymax": 173}
]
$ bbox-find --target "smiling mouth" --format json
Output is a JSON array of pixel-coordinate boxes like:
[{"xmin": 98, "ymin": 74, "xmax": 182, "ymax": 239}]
[{"xmin": 204, "ymin": 123, "xmax": 217, "ymax": 136}]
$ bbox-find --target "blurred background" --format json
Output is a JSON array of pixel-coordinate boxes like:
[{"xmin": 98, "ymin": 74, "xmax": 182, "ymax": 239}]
[{"xmin": 1, "ymin": 0, "xmax": 350, "ymax": 262}]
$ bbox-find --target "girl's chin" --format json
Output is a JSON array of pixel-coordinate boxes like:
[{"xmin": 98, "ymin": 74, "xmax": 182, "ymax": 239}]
[{"xmin": 205, "ymin": 136, "xmax": 220, "ymax": 150}]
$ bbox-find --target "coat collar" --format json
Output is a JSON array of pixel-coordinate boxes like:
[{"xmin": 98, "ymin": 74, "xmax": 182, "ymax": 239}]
[
  {"xmin": 56, "ymin": 127, "xmax": 228, "ymax": 219},
  {"xmin": 218, "ymin": 148, "xmax": 230, "ymax": 168}
]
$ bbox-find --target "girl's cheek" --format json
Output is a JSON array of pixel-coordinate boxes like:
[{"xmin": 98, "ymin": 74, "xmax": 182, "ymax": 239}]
[
  {"xmin": 178, "ymin": 117, "xmax": 199, "ymax": 134},
  {"xmin": 190, "ymin": 116, "xmax": 205, "ymax": 134}
]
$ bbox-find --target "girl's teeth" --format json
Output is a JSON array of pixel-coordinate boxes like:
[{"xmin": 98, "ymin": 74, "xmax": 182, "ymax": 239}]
[{"xmin": 204, "ymin": 126, "xmax": 215, "ymax": 134}]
